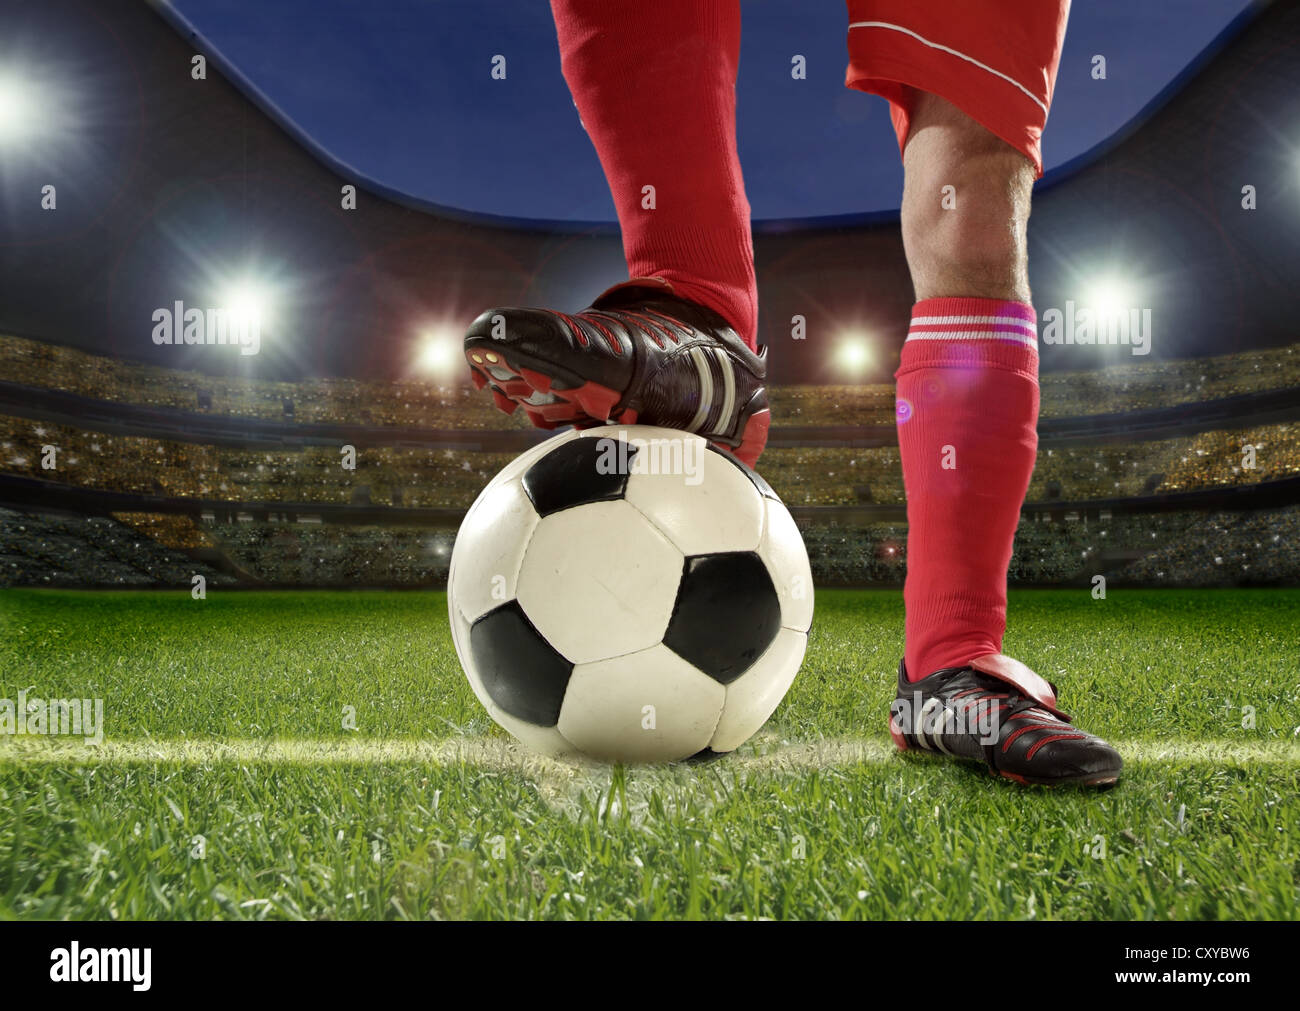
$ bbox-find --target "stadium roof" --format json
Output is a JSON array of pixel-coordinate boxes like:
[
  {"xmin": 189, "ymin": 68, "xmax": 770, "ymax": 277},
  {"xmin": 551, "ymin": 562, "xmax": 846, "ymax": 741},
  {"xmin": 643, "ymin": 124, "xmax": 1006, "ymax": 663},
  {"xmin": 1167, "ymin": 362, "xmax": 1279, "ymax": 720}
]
[
  {"xmin": 0, "ymin": 0, "xmax": 1296, "ymax": 384},
  {"xmin": 166, "ymin": 0, "xmax": 1258, "ymax": 225}
]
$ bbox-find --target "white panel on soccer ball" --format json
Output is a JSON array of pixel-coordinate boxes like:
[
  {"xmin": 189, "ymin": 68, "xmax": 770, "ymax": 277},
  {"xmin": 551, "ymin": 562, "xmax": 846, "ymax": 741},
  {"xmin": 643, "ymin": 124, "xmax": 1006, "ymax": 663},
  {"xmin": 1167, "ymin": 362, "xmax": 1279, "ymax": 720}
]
[
  {"xmin": 516, "ymin": 499, "xmax": 683, "ymax": 665},
  {"xmin": 558, "ymin": 643, "xmax": 725, "ymax": 762},
  {"xmin": 450, "ymin": 478, "xmax": 539, "ymax": 623},
  {"xmin": 619, "ymin": 431, "xmax": 764, "ymax": 555},
  {"xmin": 709, "ymin": 627, "xmax": 807, "ymax": 753},
  {"xmin": 758, "ymin": 499, "xmax": 814, "ymax": 632},
  {"xmin": 448, "ymin": 593, "xmax": 494, "ymax": 713},
  {"xmin": 489, "ymin": 702, "xmax": 575, "ymax": 758}
]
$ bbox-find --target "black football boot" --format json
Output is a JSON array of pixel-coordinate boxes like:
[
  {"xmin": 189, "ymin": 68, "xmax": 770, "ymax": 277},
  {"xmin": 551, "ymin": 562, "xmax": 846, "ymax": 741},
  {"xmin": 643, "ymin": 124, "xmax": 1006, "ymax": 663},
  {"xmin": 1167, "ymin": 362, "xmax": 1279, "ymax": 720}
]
[
  {"xmin": 889, "ymin": 653, "xmax": 1123, "ymax": 787},
  {"xmin": 463, "ymin": 276, "xmax": 770, "ymax": 467}
]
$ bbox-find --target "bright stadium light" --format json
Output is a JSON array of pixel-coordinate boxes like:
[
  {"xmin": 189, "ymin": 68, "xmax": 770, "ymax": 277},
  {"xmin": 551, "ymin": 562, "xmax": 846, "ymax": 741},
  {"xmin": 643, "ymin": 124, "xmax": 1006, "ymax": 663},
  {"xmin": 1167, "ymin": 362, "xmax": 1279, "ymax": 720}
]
[
  {"xmin": 1082, "ymin": 275, "xmax": 1138, "ymax": 323},
  {"xmin": 416, "ymin": 325, "xmax": 461, "ymax": 379},
  {"xmin": 0, "ymin": 73, "xmax": 36, "ymax": 144},
  {"xmin": 216, "ymin": 278, "xmax": 278, "ymax": 330},
  {"xmin": 834, "ymin": 332, "xmax": 873, "ymax": 376}
]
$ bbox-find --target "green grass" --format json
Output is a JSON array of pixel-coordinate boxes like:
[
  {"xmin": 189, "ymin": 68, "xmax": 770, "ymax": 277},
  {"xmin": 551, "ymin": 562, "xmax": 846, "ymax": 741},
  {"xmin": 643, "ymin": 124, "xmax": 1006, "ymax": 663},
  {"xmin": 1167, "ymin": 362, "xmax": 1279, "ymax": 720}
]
[{"xmin": 1, "ymin": 588, "xmax": 1297, "ymax": 920}]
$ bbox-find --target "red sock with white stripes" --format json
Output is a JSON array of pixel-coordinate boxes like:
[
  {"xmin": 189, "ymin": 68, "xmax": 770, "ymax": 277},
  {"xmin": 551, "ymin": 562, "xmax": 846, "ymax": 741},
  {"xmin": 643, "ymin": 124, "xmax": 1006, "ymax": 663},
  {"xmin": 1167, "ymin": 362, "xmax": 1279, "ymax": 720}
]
[
  {"xmin": 550, "ymin": 0, "xmax": 758, "ymax": 348},
  {"xmin": 895, "ymin": 297, "xmax": 1040, "ymax": 682}
]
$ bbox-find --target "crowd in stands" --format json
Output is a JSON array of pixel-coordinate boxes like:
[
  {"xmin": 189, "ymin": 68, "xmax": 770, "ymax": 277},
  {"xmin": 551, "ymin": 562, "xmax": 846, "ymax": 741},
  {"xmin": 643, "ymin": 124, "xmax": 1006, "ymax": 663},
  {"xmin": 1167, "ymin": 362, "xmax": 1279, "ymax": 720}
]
[
  {"xmin": 5, "ymin": 333, "xmax": 1298, "ymax": 431},
  {"xmin": 4, "ymin": 332, "xmax": 1299, "ymax": 589},
  {"xmin": 0, "ymin": 414, "xmax": 512, "ymax": 508},
  {"xmin": 0, "ymin": 335, "xmax": 529, "ymax": 431},
  {"xmin": 211, "ymin": 523, "xmax": 454, "ymax": 587},
  {"xmin": 767, "ymin": 386, "xmax": 897, "ymax": 427},
  {"xmin": 5, "ymin": 413, "xmax": 1296, "ymax": 511},
  {"xmin": 5, "ymin": 505, "xmax": 1294, "ymax": 589},
  {"xmin": 111, "ymin": 512, "xmax": 212, "ymax": 550},
  {"xmin": 798, "ymin": 508, "xmax": 1299, "ymax": 587},
  {"xmin": 1117, "ymin": 507, "xmax": 1300, "ymax": 586},
  {"xmin": 1026, "ymin": 423, "xmax": 1300, "ymax": 500},
  {"xmin": 0, "ymin": 507, "xmax": 228, "ymax": 588},
  {"xmin": 1037, "ymin": 346, "xmax": 1300, "ymax": 418},
  {"xmin": 760, "ymin": 447, "xmax": 902, "ymax": 505}
]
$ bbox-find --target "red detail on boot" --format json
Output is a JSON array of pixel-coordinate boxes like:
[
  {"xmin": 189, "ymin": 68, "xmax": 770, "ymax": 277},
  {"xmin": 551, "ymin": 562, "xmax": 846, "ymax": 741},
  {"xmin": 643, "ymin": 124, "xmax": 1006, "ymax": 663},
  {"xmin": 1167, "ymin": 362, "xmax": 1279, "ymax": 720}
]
[
  {"xmin": 497, "ymin": 376, "xmax": 535, "ymax": 399},
  {"xmin": 619, "ymin": 309, "xmax": 673, "ymax": 349},
  {"xmin": 524, "ymin": 409, "xmax": 558, "ymax": 430},
  {"xmin": 519, "ymin": 367, "xmax": 553, "ymax": 393},
  {"xmin": 555, "ymin": 311, "xmax": 589, "ymax": 347},
  {"xmin": 1001, "ymin": 723, "xmax": 1067, "ymax": 753},
  {"xmin": 575, "ymin": 313, "xmax": 622, "ymax": 355},
  {"xmin": 491, "ymin": 389, "xmax": 518, "ymax": 415},
  {"xmin": 538, "ymin": 400, "xmax": 581, "ymax": 422},
  {"xmin": 569, "ymin": 381, "xmax": 621, "ymax": 421},
  {"xmin": 896, "ymin": 297, "xmax": 1040, "ymax": 683},
  {"xmin": 1024, "ymin": 733, "xmax": 1086, "ymax": 761},
  {"xmin": 888, "ymin": 713, "xmax": 909, "ymax": 751},
  {"xmin": 970, "ymin": 653, "xmax": 1068, "ymax": 720},
  {"xmin": 734, "ymin": 408, "xmax": 770, "ymax": 468},
  {"xmin": 551, "ymin": 1, "xmax": 757, "ymax": 349}
]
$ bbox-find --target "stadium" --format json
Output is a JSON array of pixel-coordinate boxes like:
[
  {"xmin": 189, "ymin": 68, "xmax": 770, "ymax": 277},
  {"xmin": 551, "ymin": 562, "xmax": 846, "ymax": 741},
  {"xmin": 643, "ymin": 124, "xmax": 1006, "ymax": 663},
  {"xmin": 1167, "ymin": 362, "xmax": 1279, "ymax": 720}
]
[
  {"xmin": 5, "ymin": 333, "xmax": 1300, "ymax": 590},
  {"xmin": 1, "ymin": 0, "xmax": 1298, "ymax": 933}
]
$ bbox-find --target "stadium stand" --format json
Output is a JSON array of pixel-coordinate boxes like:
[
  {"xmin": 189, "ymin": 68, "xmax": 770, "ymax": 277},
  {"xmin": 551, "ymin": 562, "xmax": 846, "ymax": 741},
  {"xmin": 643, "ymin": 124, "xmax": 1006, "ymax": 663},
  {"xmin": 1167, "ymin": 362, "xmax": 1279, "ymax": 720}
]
[
  {"xmin": 5, "ymin": 333, "xmax": 1300, "ymax": 434},
  {"xmin": 0, "ymin": 506, "xmax": 230, "ymax": 588},
  {"xmin": 3, "ymin": 333, "xmax": 1300, "ymax": 590},
  {"xmin": 4, "ymin": 410, "xmax": 1297, "ymax": 511},
  {"xmin": 3, "ymin": 431, "xmax": 1299, "ymax": 589}
]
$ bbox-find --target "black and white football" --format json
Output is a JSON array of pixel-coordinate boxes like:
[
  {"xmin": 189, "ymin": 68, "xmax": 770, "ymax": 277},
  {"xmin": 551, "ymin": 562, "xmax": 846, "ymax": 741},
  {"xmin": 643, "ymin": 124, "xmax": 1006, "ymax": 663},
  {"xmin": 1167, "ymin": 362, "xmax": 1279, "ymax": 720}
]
[{"xmin": 448, "ymin": 425, "xmax": 813, "ymax": 762}]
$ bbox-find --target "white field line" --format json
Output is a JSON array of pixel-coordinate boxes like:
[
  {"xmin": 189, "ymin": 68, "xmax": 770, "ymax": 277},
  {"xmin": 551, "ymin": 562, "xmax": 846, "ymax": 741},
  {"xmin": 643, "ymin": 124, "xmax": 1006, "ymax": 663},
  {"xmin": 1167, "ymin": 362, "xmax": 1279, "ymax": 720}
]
[{"xmin": 0, "ymin": 735, "xmax": 1297, "ymax": 769}]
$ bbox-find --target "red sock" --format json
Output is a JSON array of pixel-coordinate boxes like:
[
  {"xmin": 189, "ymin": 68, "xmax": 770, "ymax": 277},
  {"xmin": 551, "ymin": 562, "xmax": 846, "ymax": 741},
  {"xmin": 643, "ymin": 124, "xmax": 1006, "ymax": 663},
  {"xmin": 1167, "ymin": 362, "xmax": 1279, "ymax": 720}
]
[
  {"xmin": 895, "ymin": 298, "xmax": 1039, "ymax": 682},
  {"xmin": 551, "ymin": 0, "xmax": 757, "ymax": 348}
]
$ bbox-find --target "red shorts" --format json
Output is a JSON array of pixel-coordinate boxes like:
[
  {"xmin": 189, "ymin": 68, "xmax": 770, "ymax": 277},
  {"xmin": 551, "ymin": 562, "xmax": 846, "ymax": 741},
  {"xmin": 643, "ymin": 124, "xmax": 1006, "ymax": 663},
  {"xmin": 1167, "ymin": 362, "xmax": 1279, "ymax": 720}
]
[{"xmin": 844, "ymin": 0, "xmax": 1070, "ymax": 177}]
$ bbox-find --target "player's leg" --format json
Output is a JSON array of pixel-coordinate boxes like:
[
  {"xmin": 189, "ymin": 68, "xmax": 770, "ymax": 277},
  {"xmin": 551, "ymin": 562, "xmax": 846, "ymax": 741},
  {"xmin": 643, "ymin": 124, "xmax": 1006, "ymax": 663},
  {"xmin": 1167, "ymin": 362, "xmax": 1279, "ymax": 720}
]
[
  {"xmin": 551, "ymin": 0, "xmax": 755, "ymax": 345},
  {"xmin": 900, "ymin": 90, "xmax": 1034, "ymax": 304},
  {"xmin": 463, "ymin": 0, "xmax": 770, "ymax": 465},
  {"xmin": 845, "ymin": 0, "xmax": 1121, "ymax": 785},
  {"xmin": 895, "ymin": 89, "xmax": 1038, "ymax": 684}
]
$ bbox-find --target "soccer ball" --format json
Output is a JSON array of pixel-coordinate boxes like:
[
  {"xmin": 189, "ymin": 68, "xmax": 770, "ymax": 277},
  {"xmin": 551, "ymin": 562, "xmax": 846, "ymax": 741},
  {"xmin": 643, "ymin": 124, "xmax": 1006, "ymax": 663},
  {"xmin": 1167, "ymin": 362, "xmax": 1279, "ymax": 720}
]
[{"xmin": 448, "ymin": 424, "xmax": 813, "ymax": 762}]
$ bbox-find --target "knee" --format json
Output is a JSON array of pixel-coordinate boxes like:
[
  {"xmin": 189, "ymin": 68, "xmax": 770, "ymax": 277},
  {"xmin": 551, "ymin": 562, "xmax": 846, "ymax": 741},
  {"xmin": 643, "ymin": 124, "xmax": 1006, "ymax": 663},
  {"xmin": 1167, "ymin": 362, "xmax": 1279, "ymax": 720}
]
[{"xmin": 899, "ymin": 93, "xmax": 1035, "ymax": 300}]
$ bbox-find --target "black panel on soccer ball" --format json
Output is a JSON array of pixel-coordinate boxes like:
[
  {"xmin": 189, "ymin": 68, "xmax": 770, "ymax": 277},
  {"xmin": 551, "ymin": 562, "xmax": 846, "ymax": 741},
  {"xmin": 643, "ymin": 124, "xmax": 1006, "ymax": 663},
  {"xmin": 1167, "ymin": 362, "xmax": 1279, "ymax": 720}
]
[
  {"xmin": 469, "ymin": 601, "xmax": 573, "ymax": 726},
  {"xmin": 522, "ymin": 437, "xmax": 639, "ymax": 516},
  {"xmin": 706, "ymin": 443, "xmax": 781, "ymax": 502},
  {"xmin": 663, "ymin": 551, "xmax": 781, "ymax": 685}
]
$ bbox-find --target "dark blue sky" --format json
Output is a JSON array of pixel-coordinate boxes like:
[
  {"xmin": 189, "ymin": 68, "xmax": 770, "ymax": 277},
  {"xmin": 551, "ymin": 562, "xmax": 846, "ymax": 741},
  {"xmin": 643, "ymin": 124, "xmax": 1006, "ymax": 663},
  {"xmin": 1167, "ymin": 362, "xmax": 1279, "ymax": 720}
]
[{"xmin": 171, "ymin": 0, "xmax": 1254, "ymax": 223}]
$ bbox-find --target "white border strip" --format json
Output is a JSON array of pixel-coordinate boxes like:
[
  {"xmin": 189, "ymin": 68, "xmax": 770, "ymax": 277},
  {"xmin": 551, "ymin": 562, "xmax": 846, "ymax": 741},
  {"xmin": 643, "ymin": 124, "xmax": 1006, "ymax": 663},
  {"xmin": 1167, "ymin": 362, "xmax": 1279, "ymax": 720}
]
[
  {"xmin": 906, "ymin": 330, "xmax": 1039, "ymax": 348},
  {"xmin": 848, "ymin": 20, "xmax": 1048, "ymax": 116},
  {"xmin": 911, "ymin": 315, "xmax": 1037, "ymax": 330},
  {"xmin": 2, "ymin": 736, "xmax": 1296, "ymax": 768},
  {"xmin": 686, "ymin": 347, "xmax": 713, "ymax": 433}
]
